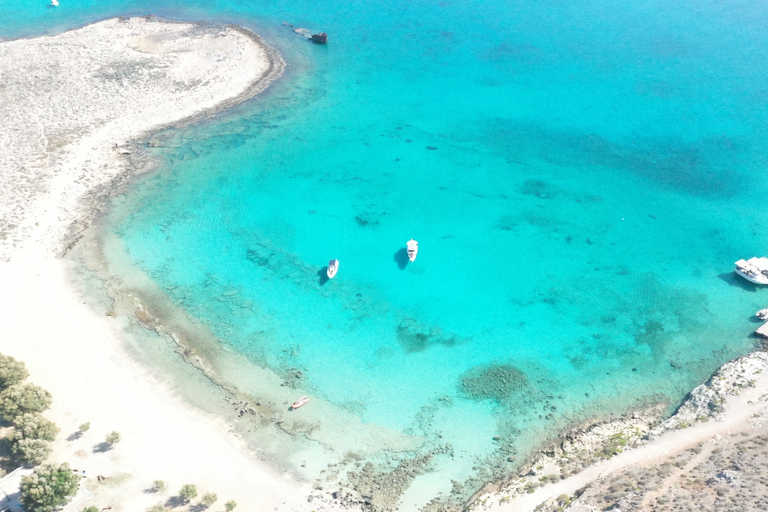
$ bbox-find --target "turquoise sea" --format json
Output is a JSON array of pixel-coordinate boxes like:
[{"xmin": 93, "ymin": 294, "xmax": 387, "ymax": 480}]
[{"xmin": 6, "ymin": 0, "xmax": 768, "ymax": 508}]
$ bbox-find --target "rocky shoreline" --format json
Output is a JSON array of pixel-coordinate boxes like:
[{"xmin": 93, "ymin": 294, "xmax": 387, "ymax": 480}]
[{"xmin": 474, "ymin": 349, "xmax": 768, "ymax": 511}]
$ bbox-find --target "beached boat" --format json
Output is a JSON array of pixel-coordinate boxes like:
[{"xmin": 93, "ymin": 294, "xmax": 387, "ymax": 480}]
[
  {"xmin": 735, "ymin": 257, "xmax": 768, "ymax": 285},
  {"xmin": 407, "ymin": 239, "xmax": 418, "ymax": 262},
  {"xmin": 291, "ymin": 396, "xmax": 309, "ymax": 409},
  {"xmin": 327, "ymin": 259, "xmax": 339, "ymax": 279}
]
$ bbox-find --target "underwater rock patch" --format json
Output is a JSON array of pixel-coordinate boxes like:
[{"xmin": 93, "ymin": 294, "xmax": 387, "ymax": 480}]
[
  {"xmin": 343, "ymin": 455, "xmax": 434, "ymax": 511},
  {"xmin": 355, "ymin": 211, "xmax": 383, "ymax": 227},
  {"xmin": 246, "ymin": 244, "xmax": 273, "ymax": 266},
  {"xmin": 459, "ymin": 363, "xmax": 528, "ymax": 403},
  {"xmin": 396, "ymin": 317, "xmax": 464, "ymax": 353}
]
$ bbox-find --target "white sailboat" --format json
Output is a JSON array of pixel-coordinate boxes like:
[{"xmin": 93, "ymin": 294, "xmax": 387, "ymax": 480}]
[
  {"xmin": 407, "ymin": 239, "xmax": 418, "ymax": 262},
  {"xmin": 327, "ymin": 259, "xmax": 339, "ymax": 279}
]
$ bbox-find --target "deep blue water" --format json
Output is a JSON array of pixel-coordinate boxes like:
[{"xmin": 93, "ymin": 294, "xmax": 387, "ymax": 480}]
[{"xmin": 6, "ymin": 0, "xmax": 768, "ymax": 507}]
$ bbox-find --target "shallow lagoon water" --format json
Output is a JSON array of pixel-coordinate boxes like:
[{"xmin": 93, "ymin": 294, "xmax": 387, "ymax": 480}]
[{"xmin": 6, "ymin": 0, "xmax": 768, "ymax": 507}]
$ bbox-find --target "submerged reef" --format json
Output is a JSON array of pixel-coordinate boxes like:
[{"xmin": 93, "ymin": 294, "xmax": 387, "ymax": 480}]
[
  {"xmin": 396, "ymin": 317, "xmax": 466, "ymax": 353},
  {"xmin": 459, "ymin": 363, "xmax": 529, "ymax": 404}
]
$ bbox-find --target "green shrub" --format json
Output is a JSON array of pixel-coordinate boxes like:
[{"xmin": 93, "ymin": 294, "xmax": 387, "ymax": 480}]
[
  {"xmin": 11, "ymin": 413, "xmax": 59, "ymax": 441},
  {"xmin": 201, "ymin": 492, "xmax": 217, "ymax": 507},
  {"xmin": 0, "ymin": 354, "xmax": 29, "ymax": 391},
  {"xmin": 179, "ymin": 484, "xmax": 197, "ymax": 503},
  {"xmin": 0, "ymin": 384, "xmax": 52, "ymax": 421},
  {"xmin": 20, "ymin": 463, "xmax": 80, "ymax": 512},
  {"xmin": 105, "ymin": 431, "xmax": 121, "ymax": 447},
  {"xmin": 11, "ymin": 438, "xmax": 52, "ymax": 466}
]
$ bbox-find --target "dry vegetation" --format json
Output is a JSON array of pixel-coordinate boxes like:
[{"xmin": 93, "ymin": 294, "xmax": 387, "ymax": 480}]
[{"xmin": 532, "ymin": 432, "xmax": 768, "ymax": 512}]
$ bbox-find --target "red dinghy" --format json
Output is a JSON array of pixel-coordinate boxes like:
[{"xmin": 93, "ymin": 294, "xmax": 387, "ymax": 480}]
[{"xmin": 291, "ymin": 396, "xmax": 310, "ymax": 410}]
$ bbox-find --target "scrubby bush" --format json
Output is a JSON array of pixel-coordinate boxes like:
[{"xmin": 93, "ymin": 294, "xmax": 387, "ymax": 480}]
[
  {"xmin": 11, "ymin": 438, "xmax": 52, "ymax": 466},
  {"xmin": 78, "ymin": 422, "xmax": 91, "ymax": 433},
  {"xmin": 201, "ymin": 492, "xmax": 217, "ymax": 508},
  {"xmin": 6, "ymin": 412, "xmax": 59, "ymax": 466},
  {"xmin": 147, "ymin": 505, "xmax": 165, "ymax": 512},
  {"xmin": 225, "ymin": 501, "xmax": 237, "ymax": 511},
  {"xmin": 0, "ymin": 384, "xmax": 52, "ymax": 421},
  {"xmin": 0, "ymin": 354, "xmax": 29, "ymax": 391},
  {"xmin": 151, "ymin": 480, "xmax": 166, "ymax": 492},
  {"xmin": 179, "ymin": 484, "xmax": 197, "ymax": 503},
  {"xmin": 105, "ymin": 431, "xmax": 121, "ymax": 447},
  {"xmin": 20, "ymin": 463, "xmax": 80, "ymax": 512},
  {"xmin": 81, "ymin": 507, "xmax": 99, "ymax": 512},
  {"xmin": 11, "ymin": 413, "xmax": 60, "ymax": 441}
]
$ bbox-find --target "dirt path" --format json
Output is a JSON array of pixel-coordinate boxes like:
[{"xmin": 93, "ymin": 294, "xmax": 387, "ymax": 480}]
[
  {"xmin": 488, "ymin": 371, "xmax": 768, "ymax": 512},
  {"xmin": 639, "ymin": 439, "xmax": 716, "ymax": 509}
]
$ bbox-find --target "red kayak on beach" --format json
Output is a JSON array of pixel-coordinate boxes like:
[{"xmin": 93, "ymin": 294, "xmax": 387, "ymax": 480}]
[{"xmin": 291, "ymin": 396, "xmax": 310, "ymax": 409}]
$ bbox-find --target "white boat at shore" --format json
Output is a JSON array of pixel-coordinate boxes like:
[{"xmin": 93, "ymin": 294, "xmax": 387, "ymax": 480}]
[
  {"xmin": 407, "ymin": 239, "xmax": 418, "ymax": 262},
  {"xmin": 735, "ymin": 257, "xmax": 768, "ymax": 285},
  {"xmin": 327, "ymin": 259, "xmax": 339, "ymax": 279},
  {"xmin": 291, "ymin": 396, "xmax": 309, "ymax": 409}
]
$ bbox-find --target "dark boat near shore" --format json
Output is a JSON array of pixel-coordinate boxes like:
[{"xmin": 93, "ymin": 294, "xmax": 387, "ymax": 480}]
[
  {"xmin": 311, "ymin": 32, "xmax": 327, "ymax": 44},
  {"xmin": 284, "ymin": 22, "xmax": 328, "ymax": 44}
]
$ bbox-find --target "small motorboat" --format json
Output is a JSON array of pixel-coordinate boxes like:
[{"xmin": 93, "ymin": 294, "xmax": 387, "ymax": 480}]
[
  {"xmin": 407, "ymin": 239, "xmax": 418, "ymax": 262},
  {"xmin": 327, "ymin": 259, "xmax": 339, "ymax": 279},
  {"xmin": 291, "ymin": 396, "xmax": 310, "ymax": 409},
  {"xmin": 50, "ymin": 0, "xmax": 59, "ymax": 6}
]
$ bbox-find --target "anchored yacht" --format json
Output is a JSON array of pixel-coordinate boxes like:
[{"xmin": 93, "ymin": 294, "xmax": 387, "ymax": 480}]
[
  {"xmin": 735, "ymin": 257, "xmax": 768, "ymax": 285},
  {"xmin": 327, "ymin": 259, "xmax": 339, "ymax": 279},
  {"xmin": 407, "ymin": 239, "xmax": 418, "ymax": 262}
]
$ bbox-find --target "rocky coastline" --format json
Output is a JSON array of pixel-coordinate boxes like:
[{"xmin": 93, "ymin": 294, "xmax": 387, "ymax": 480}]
[{"xmin": 474, "ymin": 349, "xmax": 768, "ymax": 511}]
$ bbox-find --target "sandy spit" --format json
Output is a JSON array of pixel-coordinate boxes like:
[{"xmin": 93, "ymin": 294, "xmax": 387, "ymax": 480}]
[{"xmin": 0, "ymin": 16, "xmax": 347, "ymax": 512}]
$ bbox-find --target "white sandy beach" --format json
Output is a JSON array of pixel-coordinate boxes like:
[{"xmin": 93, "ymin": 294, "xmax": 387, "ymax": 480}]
[
  {"xmin": 2, "ymin": 14, "xmax": 767, "ymax": 512},
  {"xmin": 0, "ymin": 16, "xmax": 338, "ymax": 511},
  {"xmin": 0, "ymin": 251, "xmax": 315, "ymax": 510}
]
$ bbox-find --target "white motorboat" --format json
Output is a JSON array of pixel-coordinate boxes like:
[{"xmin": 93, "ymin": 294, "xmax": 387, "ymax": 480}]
[
  {"xmin": 327, "ymin": 259, "xmax": 339, "ymax": 279},
  {"xmin": 51, "ymin": 0, "xmax": 59, "ymax": 6},
  {"xmin": 735, "ymin": 257, "xmax": 768, "ymax": 285},
  {"xmin": 407, "ymin": 239, "xmax": 418, "ymax": 262}
]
